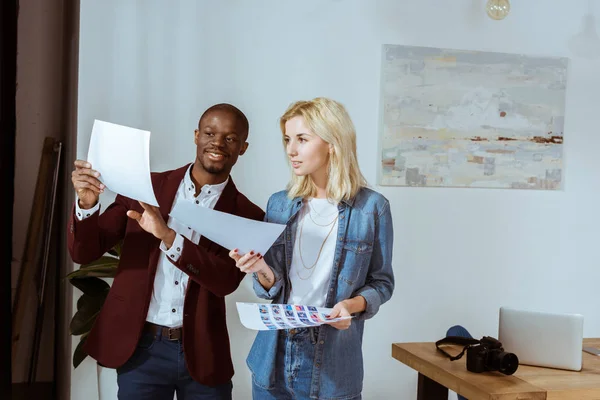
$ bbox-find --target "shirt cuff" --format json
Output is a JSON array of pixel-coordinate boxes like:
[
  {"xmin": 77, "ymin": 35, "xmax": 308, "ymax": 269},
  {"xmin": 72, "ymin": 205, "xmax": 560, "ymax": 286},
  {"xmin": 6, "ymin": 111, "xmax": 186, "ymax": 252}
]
[
  {"xmin": 160, "ymin": 233, "xmax": 184, "ymax": 262},
  {"xmin": 352, "ymin": 286, "xmax": 383, "ymax": 321},
  {"xmin": 74, "ymin": 196, "xmax": 100, "ymax": 221},
  {"xmin": 252, "ymin": 272, "xmax": 283, "ymax": 299}
]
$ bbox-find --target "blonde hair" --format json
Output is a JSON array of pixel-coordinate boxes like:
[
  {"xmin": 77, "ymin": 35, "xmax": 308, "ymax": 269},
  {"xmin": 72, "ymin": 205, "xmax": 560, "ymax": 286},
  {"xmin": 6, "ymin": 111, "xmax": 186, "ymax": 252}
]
[{"xmin": 279, "ymin": 97, "xmax": 367, "ymax": 202}]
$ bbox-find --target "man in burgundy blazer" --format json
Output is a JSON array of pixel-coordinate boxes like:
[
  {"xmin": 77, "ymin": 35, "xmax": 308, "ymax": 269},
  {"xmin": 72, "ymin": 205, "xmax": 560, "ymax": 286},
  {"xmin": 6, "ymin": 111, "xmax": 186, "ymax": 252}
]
[{"xmin": 68, "ymin": 104, "xmax": 264, "ymax": 399}]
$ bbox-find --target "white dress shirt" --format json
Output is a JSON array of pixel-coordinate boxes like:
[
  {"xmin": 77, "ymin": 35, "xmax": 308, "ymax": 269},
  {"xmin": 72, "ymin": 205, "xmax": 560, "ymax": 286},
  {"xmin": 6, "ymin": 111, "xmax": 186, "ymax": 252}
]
[{"xmin": 75, "ymin": 164, "xmax": 227, "ymax": 328}]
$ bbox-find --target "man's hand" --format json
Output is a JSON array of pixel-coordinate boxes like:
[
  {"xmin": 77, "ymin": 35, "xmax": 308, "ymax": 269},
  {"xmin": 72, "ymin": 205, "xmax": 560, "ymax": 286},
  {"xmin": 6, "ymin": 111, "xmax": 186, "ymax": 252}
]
[
  {"xmin": 127, "ymin": 201, "xmax": 176, "ymax": 247},
  {"xmin": 71, "ymin": 160, "xmax": 104, "ymax": 209}
]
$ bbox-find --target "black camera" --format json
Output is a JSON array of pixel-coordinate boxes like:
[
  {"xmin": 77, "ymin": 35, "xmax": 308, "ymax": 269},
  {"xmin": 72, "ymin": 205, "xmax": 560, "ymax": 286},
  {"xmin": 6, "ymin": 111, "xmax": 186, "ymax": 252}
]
[
  {"xmin": 436, "ymin": 335, "xmax": 519, "ymax": 375},
  {"xmin": 466, "ymin": 336, "xmax": 519, "ymax": 375}
]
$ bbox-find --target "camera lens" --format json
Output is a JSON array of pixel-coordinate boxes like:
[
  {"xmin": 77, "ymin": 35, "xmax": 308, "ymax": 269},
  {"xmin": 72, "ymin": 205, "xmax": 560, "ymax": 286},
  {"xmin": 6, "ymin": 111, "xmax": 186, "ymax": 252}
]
[{"xmin": 498, "ymin": 352, "xmax": 519, "ymax": 375}]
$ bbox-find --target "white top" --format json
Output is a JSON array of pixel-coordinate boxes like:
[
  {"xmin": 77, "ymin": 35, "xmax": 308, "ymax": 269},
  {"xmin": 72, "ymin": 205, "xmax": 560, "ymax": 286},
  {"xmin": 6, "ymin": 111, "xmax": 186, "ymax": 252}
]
[
  {"xmin": 288, "ymin": 198, "xmax": 339, "ymax": 307},
  {"xmin": 76, "ymin": 164, "xmax": 227, "ymax": 328}
]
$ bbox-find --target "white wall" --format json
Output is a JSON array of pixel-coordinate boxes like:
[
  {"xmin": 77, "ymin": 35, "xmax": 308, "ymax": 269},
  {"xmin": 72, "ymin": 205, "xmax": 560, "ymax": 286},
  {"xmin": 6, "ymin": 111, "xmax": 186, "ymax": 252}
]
[{"xmin": 74, "ymin": 1, "xmax": 600, "ymax": 399}]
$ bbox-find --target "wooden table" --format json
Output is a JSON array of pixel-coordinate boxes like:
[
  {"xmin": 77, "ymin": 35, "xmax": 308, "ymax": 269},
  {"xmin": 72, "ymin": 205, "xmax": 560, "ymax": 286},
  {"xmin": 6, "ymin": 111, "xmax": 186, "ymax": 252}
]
[{"xmin": 392, "ymin": 338, "xmax": 600, "ymax": 400}]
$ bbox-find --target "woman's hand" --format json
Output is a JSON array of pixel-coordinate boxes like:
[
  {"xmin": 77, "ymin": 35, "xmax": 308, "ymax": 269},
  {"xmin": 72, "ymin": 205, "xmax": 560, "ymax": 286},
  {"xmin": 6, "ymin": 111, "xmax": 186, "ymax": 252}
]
[
  {"xmin": 325, "ymin": 300, "xmax": 352, "ymax": 330},
  {"xmin": 325, "ymin": 296, "xmax": 366, "ymax": 330},
  {"xmin": 228, "ymin": 249, "xmax": 268, "ymax": 274},
  {"xmin": 229, "ymin": 249, "xmax": 276, "ymax": 289}
]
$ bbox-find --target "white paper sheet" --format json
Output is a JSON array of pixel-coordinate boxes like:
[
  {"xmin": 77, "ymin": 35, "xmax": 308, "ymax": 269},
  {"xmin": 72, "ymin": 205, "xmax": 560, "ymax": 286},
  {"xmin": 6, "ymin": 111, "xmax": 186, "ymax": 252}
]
[
  {"xmin": 169, "ymin": 200, "xmax": 285, "ymax": 255},
  {"xmin": 87, "ymin": 119, "xmax": 159, "ymax": 206},
  {"xmin": 236, "ymin": 302, "xmax": 353, "ymax": 331}
]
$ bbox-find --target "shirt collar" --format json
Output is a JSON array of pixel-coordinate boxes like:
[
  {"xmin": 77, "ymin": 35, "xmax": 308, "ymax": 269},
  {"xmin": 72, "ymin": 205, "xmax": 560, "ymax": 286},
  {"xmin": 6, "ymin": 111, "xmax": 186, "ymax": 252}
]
[{"xmin": 183, "ymin": 164, "xmax": 229, "ymax": 197}]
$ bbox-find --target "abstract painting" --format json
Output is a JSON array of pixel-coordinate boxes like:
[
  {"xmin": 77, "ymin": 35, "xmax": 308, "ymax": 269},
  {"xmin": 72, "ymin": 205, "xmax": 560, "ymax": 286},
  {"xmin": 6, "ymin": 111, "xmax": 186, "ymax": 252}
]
[{"xmin": 379, "ymin": 44, "xmax": 568, "ymax": 189}]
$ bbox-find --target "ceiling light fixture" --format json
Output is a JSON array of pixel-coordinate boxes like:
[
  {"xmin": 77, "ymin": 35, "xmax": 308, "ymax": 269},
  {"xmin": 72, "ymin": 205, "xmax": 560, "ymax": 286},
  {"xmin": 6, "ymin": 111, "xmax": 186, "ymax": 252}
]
[{"xmin": 486, "ymin": 0, "xmax": 511, "ymax": 20}]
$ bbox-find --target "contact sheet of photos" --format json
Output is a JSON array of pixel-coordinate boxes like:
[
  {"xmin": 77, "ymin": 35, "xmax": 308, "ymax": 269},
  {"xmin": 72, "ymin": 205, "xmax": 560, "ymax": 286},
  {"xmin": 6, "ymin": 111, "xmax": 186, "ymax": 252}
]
[{"xmin": 236, "ymin": 302, "xmax": 352, "ymax": 331}]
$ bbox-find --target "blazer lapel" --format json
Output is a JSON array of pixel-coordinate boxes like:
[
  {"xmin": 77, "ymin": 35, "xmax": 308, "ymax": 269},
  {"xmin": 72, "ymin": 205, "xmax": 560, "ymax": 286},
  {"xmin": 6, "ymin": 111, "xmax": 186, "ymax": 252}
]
[
  {"xmin": 156, "ymin": 164, "xmax": 190, "ymax": 221},
  {"xmin": 146, "ymin": 164, "xmax": 190, "ymax": 279},
  {"xmin": 199, "ymin": 177, "xmax": 238, "ymax": 250},
  {"xmin": 213, "ymin": 177, "xmax": 238, "ymax": 214},
  {"xmin": 151, "ymin": 167, "xmax": 239, "ymax": 255}
]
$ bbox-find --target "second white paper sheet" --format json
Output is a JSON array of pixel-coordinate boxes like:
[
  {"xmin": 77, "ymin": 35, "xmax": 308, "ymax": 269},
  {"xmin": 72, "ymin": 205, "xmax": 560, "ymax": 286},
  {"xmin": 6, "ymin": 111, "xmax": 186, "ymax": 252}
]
[
  {"xmin": 87, "ymin": 119, "xmax": 159, "ymax": 206},
  {"xmin": 169, "ymin": 200, "xmax": 285, "ymax": 255}
]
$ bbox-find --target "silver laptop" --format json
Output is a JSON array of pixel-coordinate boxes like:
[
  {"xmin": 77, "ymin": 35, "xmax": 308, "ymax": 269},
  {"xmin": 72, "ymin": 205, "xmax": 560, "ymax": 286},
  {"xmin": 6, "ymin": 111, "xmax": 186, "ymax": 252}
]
[{"xmin": 498, "ymin": 307, "xmax": 584, "ymax": 371}]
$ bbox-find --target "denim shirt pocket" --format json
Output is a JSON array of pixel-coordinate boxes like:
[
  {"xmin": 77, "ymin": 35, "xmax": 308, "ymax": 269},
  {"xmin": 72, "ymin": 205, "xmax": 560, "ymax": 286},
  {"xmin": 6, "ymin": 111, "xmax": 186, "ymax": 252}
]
[
  {"xmin": 264, "ymin": 233, "xmax": 286, "ymax": 274},
  {"xmin": 339, "ymin": 239, "xmax": 373, "ymax": 286}
]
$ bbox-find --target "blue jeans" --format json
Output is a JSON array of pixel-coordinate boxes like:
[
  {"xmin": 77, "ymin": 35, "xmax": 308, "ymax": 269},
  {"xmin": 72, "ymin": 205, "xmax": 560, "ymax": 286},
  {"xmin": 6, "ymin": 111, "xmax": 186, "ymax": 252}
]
[
  {"xmin": 117, "ymin": 328, "xmax": 232, "ymax": 400},
  {"xmin": 251, "ymin": 328, "xmax": 361, "ymax": 400},
  {"xmin": 446, "ymin": 325, "xmax": 472, "ymax": 400}
]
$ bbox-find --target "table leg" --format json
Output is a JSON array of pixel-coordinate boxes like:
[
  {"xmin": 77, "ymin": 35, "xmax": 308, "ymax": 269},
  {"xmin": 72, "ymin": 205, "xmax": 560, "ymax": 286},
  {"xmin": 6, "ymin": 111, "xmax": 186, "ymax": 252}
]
[{"xmin": 417, "ymin": 373, "xmax": 448, "ymax": 400}]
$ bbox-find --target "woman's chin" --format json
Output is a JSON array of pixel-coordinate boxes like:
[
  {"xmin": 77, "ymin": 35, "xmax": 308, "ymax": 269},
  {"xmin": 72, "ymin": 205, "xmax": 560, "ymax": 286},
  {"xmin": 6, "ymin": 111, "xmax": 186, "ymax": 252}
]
[{"xmin": 292, "ymin": 169, "xmax": 307, "ymax": 177}]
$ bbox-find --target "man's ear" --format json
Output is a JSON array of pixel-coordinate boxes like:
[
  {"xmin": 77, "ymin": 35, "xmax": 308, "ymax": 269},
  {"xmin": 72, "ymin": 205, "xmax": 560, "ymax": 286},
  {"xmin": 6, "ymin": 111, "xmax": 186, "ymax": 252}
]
[
  {"xmin": 239, "ymin": 142, "xmax": 249, "ymax": 156},
  {"xmin": 194, "ymin": 129, "xmax": 199, "ymax": 144}
]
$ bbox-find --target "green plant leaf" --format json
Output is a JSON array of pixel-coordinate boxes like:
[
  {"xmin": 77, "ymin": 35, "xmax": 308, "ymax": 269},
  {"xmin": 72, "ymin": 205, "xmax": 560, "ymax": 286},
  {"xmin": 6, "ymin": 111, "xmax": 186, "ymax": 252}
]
[
  {"xmin": 66, "ymin": 256, "xmax": 118, "ymax": 279},
  {"xmin": 67, "ymin": 265, "xmax": 117, "ymax": 279},
  {"xmin": 76, "ymin": 292, "xmax": 106, "ymax": 313},
  {"xmin": 107, "ymin": 242, "xmax": 122, "ymax": 258},
  {"xmin": 73, "ymin": 333, "xmax": 89, "ymax": 368},
  {"xmin": 70, "ymin": 309, "xmax": 102, "ymax": 336},
  {"xmin": 80, "ymin": 255, "xmax": 119, "ymax": 270},
  {"xmin": 70, "ymin": 292, "xmax": 107, "ymax": 335},
  {"xmin": 69, "ymin": 276, "xmax": 110, "ymax": 297},
  {"xmin": 67, "ymin": 243, "xmax": 121, "ymax": 368}
]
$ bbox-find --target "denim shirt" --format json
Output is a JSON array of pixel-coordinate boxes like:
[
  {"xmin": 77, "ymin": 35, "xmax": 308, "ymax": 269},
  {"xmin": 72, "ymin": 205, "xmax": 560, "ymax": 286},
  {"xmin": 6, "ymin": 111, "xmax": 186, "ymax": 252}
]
[{"xmin": 247, "ymin": 187, "xmax": 395, "ymax": 399}]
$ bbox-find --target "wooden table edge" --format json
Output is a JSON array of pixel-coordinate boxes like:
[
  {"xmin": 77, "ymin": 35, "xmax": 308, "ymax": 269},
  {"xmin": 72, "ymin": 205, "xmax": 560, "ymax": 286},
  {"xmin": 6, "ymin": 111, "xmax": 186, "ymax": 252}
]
[{"xmin": 392, "ymin": 342, "xmax": 548, "ymax": 400}]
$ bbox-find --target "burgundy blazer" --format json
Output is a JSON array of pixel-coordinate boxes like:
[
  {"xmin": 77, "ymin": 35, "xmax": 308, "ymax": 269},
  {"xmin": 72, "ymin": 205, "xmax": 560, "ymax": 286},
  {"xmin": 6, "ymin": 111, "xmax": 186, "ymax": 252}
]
[{"xmin": 67, "ymin": 164, "xmax": 264, "ymax": 386}]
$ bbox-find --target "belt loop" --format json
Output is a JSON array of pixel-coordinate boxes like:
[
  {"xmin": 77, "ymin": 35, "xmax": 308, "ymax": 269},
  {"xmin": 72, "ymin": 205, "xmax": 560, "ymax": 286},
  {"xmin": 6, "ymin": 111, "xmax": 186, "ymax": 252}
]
[{"xmin": 310, "ymin": 328, "xmax": 318, "ymax": 345}]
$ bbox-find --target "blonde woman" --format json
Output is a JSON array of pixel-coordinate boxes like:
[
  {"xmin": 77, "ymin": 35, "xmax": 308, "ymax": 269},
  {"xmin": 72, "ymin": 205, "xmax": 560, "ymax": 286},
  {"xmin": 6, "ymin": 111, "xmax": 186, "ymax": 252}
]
[{"xmin": 230, "ymin": 98, "xmax": 395, "ymax": 399}]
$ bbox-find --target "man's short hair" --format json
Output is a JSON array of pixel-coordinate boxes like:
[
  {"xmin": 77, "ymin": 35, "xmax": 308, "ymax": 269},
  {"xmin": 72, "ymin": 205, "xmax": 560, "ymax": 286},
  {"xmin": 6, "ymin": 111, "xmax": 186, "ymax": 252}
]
[{"xmin": 199, "ymin": 104, "xmax": 249, "ymax": 137}]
